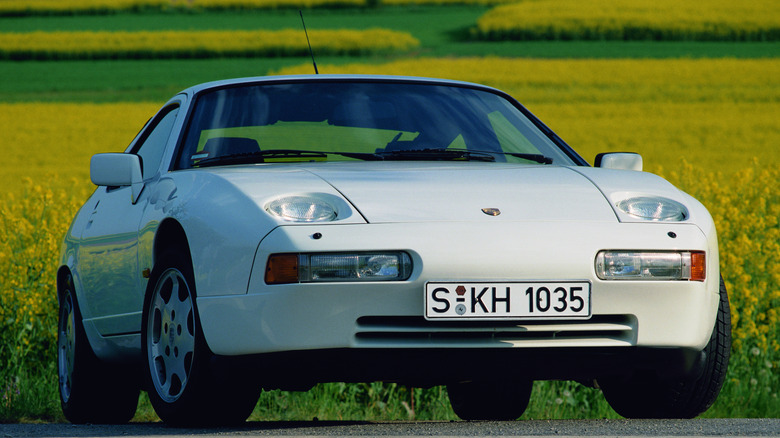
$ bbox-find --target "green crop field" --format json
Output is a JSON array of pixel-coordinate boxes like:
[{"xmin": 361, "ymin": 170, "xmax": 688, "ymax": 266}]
[{"xmin": 0, "ymin": 0, "xmax": 777, "ymax": 423}]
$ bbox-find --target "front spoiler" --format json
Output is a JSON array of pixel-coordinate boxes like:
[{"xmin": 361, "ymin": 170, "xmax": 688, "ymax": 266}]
[{"xmin": 211, "ymin": 346, "xmax": 706, "ymax": 391}]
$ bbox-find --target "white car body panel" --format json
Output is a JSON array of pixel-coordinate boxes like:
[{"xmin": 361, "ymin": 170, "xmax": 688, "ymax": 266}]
[{"xmin": 304, "ymin": 163, "xmax": 616, "ymax": 223}]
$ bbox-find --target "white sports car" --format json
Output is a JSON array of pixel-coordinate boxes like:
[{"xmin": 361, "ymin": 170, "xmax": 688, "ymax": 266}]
[{"xmin": 57, "ymin": 75, "xmax": 730, "ymax": 425}]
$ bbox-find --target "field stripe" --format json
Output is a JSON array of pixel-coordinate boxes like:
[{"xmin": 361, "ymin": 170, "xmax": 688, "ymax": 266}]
[
  {"xmin": 0, "ymin": 29, "xmax": 419, "ymax": 60},
  {"xmin": 475, "ymin": 0, "xmax": 780, "ymax": 41}
]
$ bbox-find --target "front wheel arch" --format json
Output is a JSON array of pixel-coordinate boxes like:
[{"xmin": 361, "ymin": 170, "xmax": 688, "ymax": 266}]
[
  {"xmin": 152, "ymin": 218, "xmax": 193, "ymax": 273},
  {"xmin": 56, "ymin": 266, "xmax": 77, "ymax": 303},
  {"xmin": 141, "ymin": 250, "xmax": 259, "ymax": 426}
]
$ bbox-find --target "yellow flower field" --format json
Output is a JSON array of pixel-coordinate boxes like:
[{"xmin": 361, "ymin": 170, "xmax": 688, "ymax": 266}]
[
  {"xmin": 382, "ymin": 0, "xmax": 511, "ymax": 5},
  {"xmin": 0, "ymin": 102, "xmax": 158, "ymax": 189},
  {"xmin": 0, "ymin": 28, "xmax": 419, "ymax": 60},
  {"xmin": 0, "ymin": 102, "xmax": 155, "ymax": 372},
  {"xmin": 0, "ymin": 0, "xmax": 510, "ymax": 15},
  {"xmin": 0, "ymin": 0, "xmax": 164, "ymax": 15},
  {"xmin": 475, "ymin": 0, "xmax": 780, "ymax": 41},
  {"xmin": 0, "ymin": 0, "xmax": 364, "ymax": 15},
  {"xmin": 1, "ymin": 57, "xmax": 778, "ymax": 415}
]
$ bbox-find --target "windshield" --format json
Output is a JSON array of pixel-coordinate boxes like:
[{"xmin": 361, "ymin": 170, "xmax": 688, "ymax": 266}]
[{"xmin": 176, "ymin": 81, "xmax": 577, "ymax": 168}]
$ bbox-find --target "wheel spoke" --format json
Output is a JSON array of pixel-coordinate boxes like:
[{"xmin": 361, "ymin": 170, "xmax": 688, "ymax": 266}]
[{"xmin": 165, "ymin": 347, "xmax": 190, "ymax": 393}]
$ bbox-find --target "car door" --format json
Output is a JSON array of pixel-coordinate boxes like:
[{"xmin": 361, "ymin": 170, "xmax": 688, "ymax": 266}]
[{"xmin": 78, "ymin": 105, "xmax": 180, "ymax": 336}]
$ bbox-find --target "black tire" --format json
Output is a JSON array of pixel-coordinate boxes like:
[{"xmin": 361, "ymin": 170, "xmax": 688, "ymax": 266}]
[
  {"xmin": 447, "ymin": 380, "xmax": 533, "ymax": 421},
  {"xmin": 600, "ymin": 276, "xmax": 731, "ymax": 418},
  {"xmin": 142, "ymin": 251, "xmax": 260, "ymax": 426},
  {"xmin": 57, "ymin": 273, "xmax": 140, "ymax": 424}
]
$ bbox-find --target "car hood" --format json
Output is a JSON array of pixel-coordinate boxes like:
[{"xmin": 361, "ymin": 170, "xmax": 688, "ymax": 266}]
[{"xmin": 301, "ymin": 162, "xmax": 618, "ymax": 223}]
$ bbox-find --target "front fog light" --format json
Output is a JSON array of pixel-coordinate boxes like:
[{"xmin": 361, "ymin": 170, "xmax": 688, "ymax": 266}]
[
  {"xmin": 595, "ymin": 251, "xmax": 705, "ymax": 281},
  {"xmin": 266, "ymin": 252, "xmax": 412, "ymax": 284}
]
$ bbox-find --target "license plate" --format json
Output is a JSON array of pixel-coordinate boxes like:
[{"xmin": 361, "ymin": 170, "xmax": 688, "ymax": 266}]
[{"xmin": 425, "ymin": 281, "xmax": 591, "ymax": 320}]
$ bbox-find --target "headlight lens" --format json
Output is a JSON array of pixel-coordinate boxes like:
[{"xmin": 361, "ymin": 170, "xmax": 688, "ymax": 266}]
[
  {"xmin": 266, "ymin": 196, "xmax": 337, "ymax": 222},
  {"xmin": 616, "ymin": 197, "xmax": 687, "ymax": 221},
  {"xmin": 266, "ymin": 252, "xmax": 413, "ymax": 284},
  {"xmin": 595, "ymin": 251, "xmax": 705, "ymax": 281}
]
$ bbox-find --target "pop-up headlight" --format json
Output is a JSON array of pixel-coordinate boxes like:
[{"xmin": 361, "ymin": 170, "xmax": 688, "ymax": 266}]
[
  {"xmin": 266, "ymin": 196, "xmax": 337, "ymax": 222},
  {"xmin": 616, "ymin": 196, "xmax": 687, "ymax": 221}
]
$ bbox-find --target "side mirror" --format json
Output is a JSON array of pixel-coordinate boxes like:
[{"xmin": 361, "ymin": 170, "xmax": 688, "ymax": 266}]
[
  {"xmin": 595, "ymin": 152, "xmax": 643, "ymax": 171},
  {"xmin": 90, "ymin": 153, "xmax": 144, "ymax": 203}
]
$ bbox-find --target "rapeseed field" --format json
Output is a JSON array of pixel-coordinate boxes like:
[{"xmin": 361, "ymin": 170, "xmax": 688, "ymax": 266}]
[
  {"xmin": 0, "ymin": 0, "xmax": 507, "ymax": 16},
  {"xmin": 476, "ymin": 0, "xmax": 780, "ymax": 41},
  {"xmin": 0, "ymin": 28, "xmax": 419, "ymax": 60},
  {"xmin": 0, "ymin": 0, "xmax": 362, "ymax": 15}
]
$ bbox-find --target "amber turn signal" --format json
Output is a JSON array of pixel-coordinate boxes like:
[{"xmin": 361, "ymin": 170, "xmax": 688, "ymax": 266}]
[
  {"xmin": 690, "ymin": 251, "xmax": 706, "ymax": 282},
  {"xmin": 265, "ymin": 254, "xmax": 299, "ymax": 284}
]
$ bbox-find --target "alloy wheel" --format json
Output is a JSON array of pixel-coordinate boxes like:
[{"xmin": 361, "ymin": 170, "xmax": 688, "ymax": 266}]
[
  {"xmin": 146, "ymin": 268, "xmax": 196, "ymax": 403},
  {"xmin": 58, "ymin": 292, "xmax": 76, "ymax": 403}
]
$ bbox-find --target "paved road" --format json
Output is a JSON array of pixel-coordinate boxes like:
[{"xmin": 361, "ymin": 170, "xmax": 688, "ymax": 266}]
[{"xmin": 1, "ymin": 419, "xmax": 778, "ymax": 437}]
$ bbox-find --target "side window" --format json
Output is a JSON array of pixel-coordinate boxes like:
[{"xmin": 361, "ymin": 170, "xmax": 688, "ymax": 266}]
[{"xmin": 133, "ymin": 106, "xmax": 179, "ymax": 179}]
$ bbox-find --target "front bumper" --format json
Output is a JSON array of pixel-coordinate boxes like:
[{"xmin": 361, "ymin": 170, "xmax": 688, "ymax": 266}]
[{"xmin": 197, "ymin": 221, "xmax": 720, "ymax": 370}]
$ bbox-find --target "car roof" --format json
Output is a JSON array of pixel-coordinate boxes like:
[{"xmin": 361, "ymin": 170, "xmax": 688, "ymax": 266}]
[{"xmin": 178, "ymin": 74, "xmax": 504, "ymax": 98}]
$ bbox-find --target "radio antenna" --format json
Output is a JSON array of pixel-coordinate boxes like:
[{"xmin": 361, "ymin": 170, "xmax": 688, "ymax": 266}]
[{"xmin": 299, "ymin": 10, "xmax": 319, "ymax": 74}]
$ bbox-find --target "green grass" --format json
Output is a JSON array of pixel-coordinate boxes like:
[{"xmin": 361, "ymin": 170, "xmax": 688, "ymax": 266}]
[
  {"xmin": 0, "ymin": 367, "xmax": 61, "ymax": 423},
  {"xmin": 5, "ymin": 372, "xmax": 768, "ymax": 423},
  {"xmin": 0, "ymin": 58, "xmax": 328, "ymax": 102},
  {"xmin": 0, "ymin": 373, "xmax": 630, "ymax": 423}
]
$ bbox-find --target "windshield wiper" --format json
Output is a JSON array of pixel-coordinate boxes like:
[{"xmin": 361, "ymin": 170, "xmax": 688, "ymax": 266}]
[
  {"xmin": 195, "ymin": 149, "xmax": 380, "ymax": 167},
  {"xmin": 376, "ymin": 148, "xmax": 552, "ymax": 164},
  {"xmin": 504, "ymin": 152, "xmax": 553, "ymax": 164},
  {"xmin": 461, "ymin": 149, "xmax": 553, "ymax": 164},
  {"xmin": 376, "ymin": 148, "xmax": 495, "ymax": 162},
  {"xmin": 194, "ymin": 148, "xmax": 551, "ymax": 167}
]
